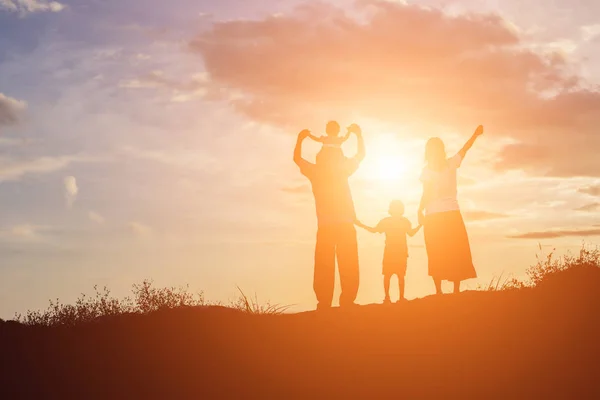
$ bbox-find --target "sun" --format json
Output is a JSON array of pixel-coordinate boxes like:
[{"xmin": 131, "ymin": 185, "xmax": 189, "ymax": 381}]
[
  {"xmin": 373, "ymin": 155, "xmax": 407, "ymax": 182},
  {"xmin": 360, "ymin": 132, "xmax": 416, "ymax": 183}
]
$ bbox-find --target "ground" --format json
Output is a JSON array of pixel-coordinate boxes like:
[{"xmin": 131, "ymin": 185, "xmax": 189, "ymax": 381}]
[{"xmin": 1, "ymin": 266, "xmax": 600, "ymax": 399}]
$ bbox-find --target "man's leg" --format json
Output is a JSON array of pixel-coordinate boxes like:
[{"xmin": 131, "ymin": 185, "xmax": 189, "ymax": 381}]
[
  {"xmin": 336, "ymin": 224, "xmax": 359, "ymax": 307},
  {"xmin": 433, "ymin": 277, "xmax": 442, "ymax": 295},
  {"xmin": 314, "ymin": 227, "xmax": 336, "ymax": 309}
]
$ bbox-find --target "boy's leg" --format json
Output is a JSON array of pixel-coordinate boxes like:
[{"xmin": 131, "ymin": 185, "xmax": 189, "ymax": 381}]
[
  {"xmin": 336, "ymin": 224, "xmax": 359, "ymax": 307},
  {"xmin": 383, "ymin": 274, "xmax": 391, "ymax": 302},
  {"xmin": 314, "ymin": 226, "xmax": 336, "ymax": 309}
]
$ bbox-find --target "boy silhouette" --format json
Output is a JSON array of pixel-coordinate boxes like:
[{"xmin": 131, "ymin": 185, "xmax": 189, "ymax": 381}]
[
  {"xmin": 356, "ymin": 200, "xmax": 421, "ymax": 303},
  {"xmin": 307, "ymin": 121, "xmax": 352, "ymax": 149}
]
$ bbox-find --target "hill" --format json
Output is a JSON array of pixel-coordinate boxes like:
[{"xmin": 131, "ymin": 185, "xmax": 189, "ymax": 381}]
[{"xmin": 1, "ymin": 266, "xmax": 600, "ymax": 399}]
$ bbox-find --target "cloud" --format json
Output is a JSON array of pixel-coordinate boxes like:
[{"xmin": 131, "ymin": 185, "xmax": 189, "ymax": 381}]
[
  {"xmin": 119, "ymin": 70, "xmax": 209, "ymax": 102},
  {"xmin": 462, "ymin": 210, "xmax": 509, "ymax": 222},
  {"xmin": 0, "ymin": 155, "xmax": 97, "ymax": 183},
  {"xmin": 581, "ymin": 24, "xmax": 600, "ymax": 42},
  {"xmin": 0, "ymin": 0, "xmax": 65, "ymax": 14},
  {"xmin": 4, "ymin": 224, "xmax": 50, "ymax": 242},
  {"xmin": 458, "ymin": 176, "xmax": 477, "ymax": 186},
  {"xmin": 281, "ymin": 183, "xmax": 311, "ymax": 194},
  {"xmin": 128, "ymin": 221, "xmax": 153, "ymax": 237},
  {"xmin": 88, "ymin": 211, "xmax": 105, "ymax": 224},
  {"xmin": 508, "ymin": 228, "xmax": 600, "ymax": 239},
  {"xmin": 575, "ymin": 203, "xmax": 600, "ymax": 212},
  {"xmin": 0, "ymin": 93, "xmax": 26, "ymax": 127},
  {"xmin": 190, "ymin": 0, "xmax": 600, "ymax": 177},
  {"xmin": 579, "ymin": 185, "xmax": 600, "ymax": 197},
  {"xmin": 63, "ymin": 176, "xmax": 78, "ymax": 208}
]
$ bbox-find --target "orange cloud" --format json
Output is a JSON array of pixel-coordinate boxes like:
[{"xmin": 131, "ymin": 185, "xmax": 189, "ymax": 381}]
[
  {"xmin": 281, "ymin": 183, "xmax": 311, "ymax": 194},
  {"xmin": 509, "ymin": 228, "xmax": 600, "ymax": 239},
  {"xmin": 190, "ymin": 0, "xmax": 599, "ymax": 176},
  {"xmin": 575, "ymin": 203, "xmax": 600, "ymax": 212},
  {"xmin": 462, "ymin": 210, "xmax": 509, "ymax": 222},
  {"xmin": 579, "ymin": 185, "xmax": 600, "ymax": 196}
]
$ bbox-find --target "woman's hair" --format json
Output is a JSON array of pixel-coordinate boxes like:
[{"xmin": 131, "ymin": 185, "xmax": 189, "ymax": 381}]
[{"xmin": 425, "ymin": 137, "xmax": 447, "ymax": 169}]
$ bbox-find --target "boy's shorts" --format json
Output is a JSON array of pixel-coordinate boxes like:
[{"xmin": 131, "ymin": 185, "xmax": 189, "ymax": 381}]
[{"xmin": 382, "ymin": 249, "xmax": 408, "ymax": 276}]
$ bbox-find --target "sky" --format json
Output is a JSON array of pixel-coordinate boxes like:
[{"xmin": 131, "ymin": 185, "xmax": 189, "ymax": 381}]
[{"xmin": 1, "ymin": 0, "xmax": 600, "ymax": 317}]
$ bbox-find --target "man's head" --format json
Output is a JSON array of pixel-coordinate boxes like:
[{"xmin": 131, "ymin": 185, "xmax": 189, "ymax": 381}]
[
  {"xmin": 389, "ymin": 200, "xmax": 405, "ymax": 217},
  {"xmin": 325, "ymin": 121, "xmax": 341, "ymax": 137}
]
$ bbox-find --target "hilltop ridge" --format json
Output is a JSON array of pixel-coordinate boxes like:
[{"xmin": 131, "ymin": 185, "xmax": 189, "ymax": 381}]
[{"xmin": 2, "ymin": 266, "xmax": 600, "ymax": 399}]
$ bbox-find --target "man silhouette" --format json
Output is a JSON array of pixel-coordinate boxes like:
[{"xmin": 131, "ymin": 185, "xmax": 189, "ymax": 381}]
[{"xmin": 294, "ymin": 121, "xmax": 366, "ymax": 310}]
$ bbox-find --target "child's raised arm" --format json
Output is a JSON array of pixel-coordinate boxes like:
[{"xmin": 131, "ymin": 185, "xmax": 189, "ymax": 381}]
[
  {"xmin": 307, "ymin": 133, "xmax": 324, "ymax": 143},
  {"xmin": 339, "ymin": 129, "xmax": 352, "ymax": 144}
]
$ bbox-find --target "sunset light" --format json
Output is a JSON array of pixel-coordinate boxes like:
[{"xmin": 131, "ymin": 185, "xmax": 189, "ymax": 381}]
[
  {"xmin": 2, "ymin": 0, "xmax": 600, "ymax": 398},
  {"xmin": 372, "ymin": 155, "xmax": 408, "ymax": 182}
]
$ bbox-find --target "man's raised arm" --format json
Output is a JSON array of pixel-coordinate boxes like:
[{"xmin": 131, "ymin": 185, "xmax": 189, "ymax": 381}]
[
  {"xmin": 343, "ymin": 124, "xmax": 365, "ymax": 177},
  {"xmin": 352, "ymin": 124, "xmax": 366, "ymax": 163},
  {"xmin": 294, "ymin": 129, "xmax": 315, "ymax": 177}
]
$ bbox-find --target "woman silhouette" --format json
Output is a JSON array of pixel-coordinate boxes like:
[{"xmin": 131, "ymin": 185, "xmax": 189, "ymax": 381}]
[{"xmin": 418, "ymin": 125, "xmax": 484, "ymax": 294}]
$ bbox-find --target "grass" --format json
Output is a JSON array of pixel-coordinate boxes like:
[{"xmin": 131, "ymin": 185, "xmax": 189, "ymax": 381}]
[
  {"xmin": 232, "ymin": 286, "xmax": 294, "ymax": 315},
  {"xmin": 481, "ymin": 243, "xmax": 600, "ymax": 291},
  {"xmin": 14, "ymin": 244, "xmax": 599, "ymax": 327},
  {"xmin": 15, "ymin": 280, "xmax": 289, "ymax": 327}
]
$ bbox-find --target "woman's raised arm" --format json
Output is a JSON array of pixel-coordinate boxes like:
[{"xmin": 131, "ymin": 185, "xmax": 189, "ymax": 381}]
[{"xmin": 458, "ymin": 125, "xmax": 484, "ymax": 160}]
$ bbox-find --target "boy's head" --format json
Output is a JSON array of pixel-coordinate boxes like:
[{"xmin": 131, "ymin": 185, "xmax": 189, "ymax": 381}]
[
  {"xmin": 389, "ymin": 200, "xmax": 405, "ymax": 217},
  {"xmin": 325, "ymin": 121, "xmax": 341, "ymax": 137}
]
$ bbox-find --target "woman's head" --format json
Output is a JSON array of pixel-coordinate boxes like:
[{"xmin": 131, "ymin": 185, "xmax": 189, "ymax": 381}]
[{"xmin": 425, "ymin": 137, "xmax": 446, "ymax": 168}]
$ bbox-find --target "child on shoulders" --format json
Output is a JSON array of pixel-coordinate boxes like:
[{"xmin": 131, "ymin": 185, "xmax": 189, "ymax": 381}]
[{"xmin": 307, "ymin": 121, "xmax": 354, "ymax": 149}]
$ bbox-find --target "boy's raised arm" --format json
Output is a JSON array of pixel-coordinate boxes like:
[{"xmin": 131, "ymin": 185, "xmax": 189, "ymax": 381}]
[{"xmin": 352, "ymin": 124, "xmax": 366, "ymax": 163}]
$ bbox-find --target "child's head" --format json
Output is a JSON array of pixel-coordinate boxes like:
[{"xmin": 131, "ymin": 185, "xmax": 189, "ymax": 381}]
[
  {"xmin": 425, "ymin": 137, "xmax": 446, "ymax": 168},
  {"xmin": 388, "ymin": 200, "xmax": 405, "ymax": 217},
  {"xmin": 325, "ymin": 121, "xmax": 341, "ymax": 137}
]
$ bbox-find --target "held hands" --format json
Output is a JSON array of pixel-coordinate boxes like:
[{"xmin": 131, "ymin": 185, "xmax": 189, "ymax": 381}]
[
  {"xmin": 474, "ymin": 125, "xmax": 484, "ymax": 137},
  {"xmin": 417, "ymin": 210, "xmax": 425, "ymax": 226},
  {"xmin": 354, "ymin": 219, "xmax": 366, "ymax": 229}
]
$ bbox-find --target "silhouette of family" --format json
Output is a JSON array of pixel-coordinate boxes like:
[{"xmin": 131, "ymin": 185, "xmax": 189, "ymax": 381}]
[{"xmin": 294, "ymin": 122, "xmax": 484, "ymax": 310}]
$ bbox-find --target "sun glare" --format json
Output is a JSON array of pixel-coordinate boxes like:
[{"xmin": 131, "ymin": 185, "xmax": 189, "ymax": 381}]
[
  {"xmin": 360, "ymin": 133, "xmax": 419, "ymax": 185},
  {"xmin": 373, "ymin": 155, "xmax": 407, "ymax": 182}
]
